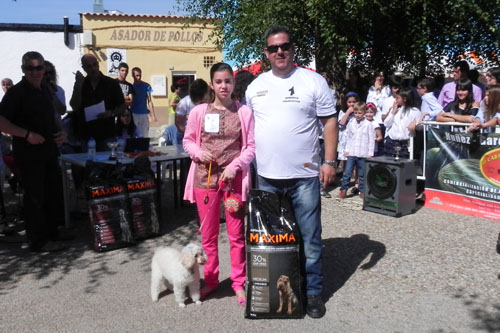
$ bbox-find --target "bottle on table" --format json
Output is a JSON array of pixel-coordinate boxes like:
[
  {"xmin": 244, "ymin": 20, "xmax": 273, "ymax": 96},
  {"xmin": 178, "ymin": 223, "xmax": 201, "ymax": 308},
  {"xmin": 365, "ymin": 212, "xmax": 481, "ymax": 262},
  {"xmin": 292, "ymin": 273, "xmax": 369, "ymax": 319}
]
[{"xmin": 88, "ymin": 137, "xmax": 96, "ymax": 161}]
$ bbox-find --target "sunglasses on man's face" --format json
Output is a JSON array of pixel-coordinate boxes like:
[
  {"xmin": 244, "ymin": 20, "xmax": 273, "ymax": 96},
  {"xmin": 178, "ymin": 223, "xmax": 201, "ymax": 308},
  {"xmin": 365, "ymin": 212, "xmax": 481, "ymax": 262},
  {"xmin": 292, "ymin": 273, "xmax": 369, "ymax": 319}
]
[
  {"xmin": 24, "ymin": 65, "xmax": 44, "ymax": 72},
  {"xmin": 266, "ymin": 42, "xmax": 292, "ymax": 54}
]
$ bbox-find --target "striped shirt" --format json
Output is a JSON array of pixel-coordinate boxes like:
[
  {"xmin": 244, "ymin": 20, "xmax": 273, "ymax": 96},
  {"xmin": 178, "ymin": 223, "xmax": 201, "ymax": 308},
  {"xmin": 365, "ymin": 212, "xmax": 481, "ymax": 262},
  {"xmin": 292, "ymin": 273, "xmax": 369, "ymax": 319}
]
[{"xmin": 345, "ymin": 118, "xmax": 375, "ymax": 158}]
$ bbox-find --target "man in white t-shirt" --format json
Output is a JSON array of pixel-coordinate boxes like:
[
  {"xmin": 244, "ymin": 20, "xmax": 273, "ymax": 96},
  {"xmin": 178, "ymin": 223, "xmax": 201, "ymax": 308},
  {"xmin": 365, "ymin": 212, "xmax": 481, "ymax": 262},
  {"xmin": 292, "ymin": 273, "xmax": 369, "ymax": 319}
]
[{"xmin": 246, "ymin": 25, "xmax": 338, "ymax": 319}]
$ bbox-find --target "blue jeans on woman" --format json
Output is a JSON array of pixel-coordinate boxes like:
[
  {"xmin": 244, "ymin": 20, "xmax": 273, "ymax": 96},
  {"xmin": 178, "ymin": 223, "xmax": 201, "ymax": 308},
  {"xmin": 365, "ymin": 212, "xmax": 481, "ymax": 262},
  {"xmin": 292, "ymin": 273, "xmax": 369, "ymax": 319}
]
[
  {"xmin": 258, "ymin": 175, "xmax": 323, "ymax": 296},
  {"xmin": 341, "ymin": 156, "xmax": 366, "ymax": 192}
]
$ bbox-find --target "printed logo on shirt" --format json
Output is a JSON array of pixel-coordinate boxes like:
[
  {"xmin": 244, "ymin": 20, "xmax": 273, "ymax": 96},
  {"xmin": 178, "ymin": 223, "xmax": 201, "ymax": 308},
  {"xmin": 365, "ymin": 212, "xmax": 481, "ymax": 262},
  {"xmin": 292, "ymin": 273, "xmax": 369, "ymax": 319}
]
[
  {"xmin": 289, "ymin": 86, "xmax": 295, "ymax": 96},
  {"xmin": 256, "ymin": 90, "xmax": 268, "ymax": 97},
  {"xmin": 119, "ymin": 82, "xmax": 130, "ymax": 96}
]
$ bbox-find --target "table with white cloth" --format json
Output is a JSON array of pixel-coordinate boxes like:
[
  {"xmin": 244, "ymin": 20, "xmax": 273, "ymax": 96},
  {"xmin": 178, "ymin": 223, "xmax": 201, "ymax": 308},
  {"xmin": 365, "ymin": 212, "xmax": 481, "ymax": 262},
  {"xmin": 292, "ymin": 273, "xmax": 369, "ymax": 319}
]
[{"xmin": 59, "ymin": 145, "xmax": 190, "ymax": 227}]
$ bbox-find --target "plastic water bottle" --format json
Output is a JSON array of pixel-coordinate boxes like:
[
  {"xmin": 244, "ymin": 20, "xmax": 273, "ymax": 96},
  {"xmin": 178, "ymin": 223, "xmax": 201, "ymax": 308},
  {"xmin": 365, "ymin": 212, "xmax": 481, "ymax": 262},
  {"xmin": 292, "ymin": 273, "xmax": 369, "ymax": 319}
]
[
  {"xmin": 88, "ymin": 137, "xmax": 96, "ymax": 161},
  {"xmin": 117, "ymin": 138, "xmax": 125, "ymax": 159}
]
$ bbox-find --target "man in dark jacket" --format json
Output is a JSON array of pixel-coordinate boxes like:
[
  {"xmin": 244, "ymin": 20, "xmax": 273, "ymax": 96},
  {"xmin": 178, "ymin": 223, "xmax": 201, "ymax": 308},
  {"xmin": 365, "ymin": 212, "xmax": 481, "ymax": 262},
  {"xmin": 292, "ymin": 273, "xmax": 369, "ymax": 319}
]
[{"xmin": 0, "ymin": 51, "xmax": 66, "ymax": 252}]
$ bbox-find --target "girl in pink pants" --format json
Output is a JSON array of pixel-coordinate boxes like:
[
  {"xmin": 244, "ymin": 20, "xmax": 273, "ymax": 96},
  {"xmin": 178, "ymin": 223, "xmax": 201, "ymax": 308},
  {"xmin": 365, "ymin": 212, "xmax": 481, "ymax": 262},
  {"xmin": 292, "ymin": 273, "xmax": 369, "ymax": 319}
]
[{"xmin": 183, "ymin": 63, "xmax": 255, "ymax": 306}]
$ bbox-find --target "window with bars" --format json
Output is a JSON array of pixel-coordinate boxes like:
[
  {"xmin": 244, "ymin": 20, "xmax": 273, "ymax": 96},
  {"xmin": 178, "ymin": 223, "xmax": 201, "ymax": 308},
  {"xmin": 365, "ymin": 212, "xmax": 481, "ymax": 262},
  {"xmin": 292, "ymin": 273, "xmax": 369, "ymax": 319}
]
[{"xmin": 203, "ymin": 56, "xmax": 215, "ymax": 68}]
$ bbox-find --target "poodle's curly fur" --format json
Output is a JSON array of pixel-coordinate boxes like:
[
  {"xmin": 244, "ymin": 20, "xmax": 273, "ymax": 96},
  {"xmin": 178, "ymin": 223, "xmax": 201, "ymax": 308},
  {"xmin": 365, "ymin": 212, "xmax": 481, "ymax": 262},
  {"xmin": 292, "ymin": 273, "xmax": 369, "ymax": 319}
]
[{"xmin": 151, "ymin": 243, "xmax": 207, "ymax": 308}]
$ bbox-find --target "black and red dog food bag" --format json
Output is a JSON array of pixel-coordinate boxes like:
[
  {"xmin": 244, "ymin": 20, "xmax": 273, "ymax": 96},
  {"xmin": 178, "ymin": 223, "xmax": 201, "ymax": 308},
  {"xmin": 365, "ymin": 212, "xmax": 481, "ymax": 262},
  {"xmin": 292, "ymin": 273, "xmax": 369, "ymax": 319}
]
[{"xmin": 245, "ymin": 189, "xmax": 304, "ymax": 319}]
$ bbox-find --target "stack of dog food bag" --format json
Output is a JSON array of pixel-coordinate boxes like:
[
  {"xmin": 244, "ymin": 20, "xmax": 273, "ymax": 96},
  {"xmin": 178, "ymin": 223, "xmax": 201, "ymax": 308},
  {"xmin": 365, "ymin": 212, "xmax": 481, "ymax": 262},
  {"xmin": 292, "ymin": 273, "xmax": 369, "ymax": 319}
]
[
  {"xmin": 245, "ymin": 189, "xmax": 304, "ymax": 319},
  {"xmin": 124, "ymin": 176, "xmax": 159, "ymax": 239},
  {"xmin": 85, "ymin": 156, "xmax": 159, "ymax": 252},
  {"xmin": 87, "ymin": 180, "xmax": 133, "ymax": 252}
]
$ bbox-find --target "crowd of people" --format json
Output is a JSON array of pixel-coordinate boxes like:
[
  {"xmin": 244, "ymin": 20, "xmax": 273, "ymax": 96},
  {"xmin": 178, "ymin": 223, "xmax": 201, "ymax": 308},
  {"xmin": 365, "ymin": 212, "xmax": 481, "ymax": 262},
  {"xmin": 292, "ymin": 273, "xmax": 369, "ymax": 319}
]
[
  {"xmin": 1, "ymin": 24, "xmax": 499, "ymax": 319},
  {"xmin": 0, "ymin": 52, "xmax": 157, "ymax": 251}
]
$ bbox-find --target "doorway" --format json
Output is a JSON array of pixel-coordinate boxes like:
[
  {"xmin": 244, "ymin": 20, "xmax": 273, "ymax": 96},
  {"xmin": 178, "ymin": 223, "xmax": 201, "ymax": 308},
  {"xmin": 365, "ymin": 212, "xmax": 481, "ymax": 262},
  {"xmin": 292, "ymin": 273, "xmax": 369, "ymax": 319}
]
[{"xmin": 172, "ymin": 73, "xmax": 196, "ymax": 98}]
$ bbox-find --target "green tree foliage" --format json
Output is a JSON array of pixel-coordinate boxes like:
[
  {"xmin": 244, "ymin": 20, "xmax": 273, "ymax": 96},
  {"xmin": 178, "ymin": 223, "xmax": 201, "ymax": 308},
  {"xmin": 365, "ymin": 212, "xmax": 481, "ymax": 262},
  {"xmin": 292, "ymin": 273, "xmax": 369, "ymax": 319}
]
[{"xmin": 177, "ymin": 0, "xmax": 500, "ymax": 86}]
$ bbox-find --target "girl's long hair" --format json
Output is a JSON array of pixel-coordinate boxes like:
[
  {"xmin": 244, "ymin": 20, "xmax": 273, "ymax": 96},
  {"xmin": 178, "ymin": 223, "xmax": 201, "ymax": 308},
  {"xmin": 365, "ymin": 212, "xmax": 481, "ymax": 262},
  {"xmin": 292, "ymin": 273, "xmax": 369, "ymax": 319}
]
[
  {"xmin": 486, "ymin": 85, "xmax": 500, "ymax": 121},
  {"xmin": 452, "ymin": 78, "xmax": 474, "ymax": 115},
  {"xmin": 116, "ymin": 110, "xmax": 137, "ymax": 137},
  {"xmin": 398, "ymin": 87, "xmax": 415, "ymax": 113},
  {"xmin": 342, "ymin": 92, "xmax": 359, "ymax": 111}
]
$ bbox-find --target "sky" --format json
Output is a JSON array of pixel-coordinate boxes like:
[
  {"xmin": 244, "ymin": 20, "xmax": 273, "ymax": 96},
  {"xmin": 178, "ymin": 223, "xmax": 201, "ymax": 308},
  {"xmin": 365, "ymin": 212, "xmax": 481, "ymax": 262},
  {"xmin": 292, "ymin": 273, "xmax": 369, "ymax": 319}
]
[{"xmin": 0, "ymin": 0, "xmax": 181, "ymax": 25}]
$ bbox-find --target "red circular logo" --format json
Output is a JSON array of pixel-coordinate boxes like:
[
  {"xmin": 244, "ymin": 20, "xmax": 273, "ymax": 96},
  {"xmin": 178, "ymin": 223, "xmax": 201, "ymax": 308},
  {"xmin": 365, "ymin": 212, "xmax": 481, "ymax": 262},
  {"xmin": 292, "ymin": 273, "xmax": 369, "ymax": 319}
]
[{"xmin": 480, "ymin": 148, "xmax": 500, "ymax": 186}]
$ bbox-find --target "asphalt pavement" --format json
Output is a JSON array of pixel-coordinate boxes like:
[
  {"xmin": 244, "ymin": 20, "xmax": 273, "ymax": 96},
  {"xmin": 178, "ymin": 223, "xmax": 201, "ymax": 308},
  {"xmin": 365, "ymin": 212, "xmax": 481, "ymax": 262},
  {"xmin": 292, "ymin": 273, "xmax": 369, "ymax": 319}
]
[{"xmin": 0, "ymin": 183, "xmax": 499, "ymax": 332}]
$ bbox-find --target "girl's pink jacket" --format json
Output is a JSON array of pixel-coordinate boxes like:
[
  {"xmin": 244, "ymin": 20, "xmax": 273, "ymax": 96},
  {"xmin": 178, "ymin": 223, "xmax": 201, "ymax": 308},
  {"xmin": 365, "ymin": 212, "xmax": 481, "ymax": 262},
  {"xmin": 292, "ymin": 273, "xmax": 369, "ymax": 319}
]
[{"xmin": 182, "ymin": 102, "xmax": 256, "ymax": 203}]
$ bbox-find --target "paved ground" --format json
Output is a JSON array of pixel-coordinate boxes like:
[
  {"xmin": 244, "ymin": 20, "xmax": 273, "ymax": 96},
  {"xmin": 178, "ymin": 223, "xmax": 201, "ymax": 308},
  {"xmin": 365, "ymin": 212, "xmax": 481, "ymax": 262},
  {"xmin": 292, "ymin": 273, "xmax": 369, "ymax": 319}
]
[{"xmin": 0, "ymin": 183, "xmax": 499, "ymax": 332}]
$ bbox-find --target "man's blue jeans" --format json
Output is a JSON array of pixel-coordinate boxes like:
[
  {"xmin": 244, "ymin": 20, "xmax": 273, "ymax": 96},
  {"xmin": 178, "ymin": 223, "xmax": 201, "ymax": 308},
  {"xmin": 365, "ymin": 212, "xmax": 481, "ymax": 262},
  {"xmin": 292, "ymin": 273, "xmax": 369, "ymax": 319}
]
[
  {"xmin": 341, "ymin": 156, "xmax": 366, "ymax": 192},
  {"xmin": 258, "ymin": 176, "xmax": 323, "ymax": 296}
]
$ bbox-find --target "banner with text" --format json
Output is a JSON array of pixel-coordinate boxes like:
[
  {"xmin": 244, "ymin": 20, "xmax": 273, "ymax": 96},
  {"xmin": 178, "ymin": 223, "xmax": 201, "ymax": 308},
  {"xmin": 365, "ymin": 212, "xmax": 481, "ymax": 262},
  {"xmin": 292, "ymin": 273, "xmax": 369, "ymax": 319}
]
[{"xmin": 424, "ymin": 127, "xmax": 500, "ymax": 220}]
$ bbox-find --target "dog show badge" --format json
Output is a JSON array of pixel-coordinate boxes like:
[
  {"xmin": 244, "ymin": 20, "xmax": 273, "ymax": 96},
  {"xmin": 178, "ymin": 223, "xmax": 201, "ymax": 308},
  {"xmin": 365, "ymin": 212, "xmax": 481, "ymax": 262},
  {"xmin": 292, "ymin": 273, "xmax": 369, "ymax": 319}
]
[{"xmin": 204, "ymin": 113, "xmax": 220, "ymax": 133}]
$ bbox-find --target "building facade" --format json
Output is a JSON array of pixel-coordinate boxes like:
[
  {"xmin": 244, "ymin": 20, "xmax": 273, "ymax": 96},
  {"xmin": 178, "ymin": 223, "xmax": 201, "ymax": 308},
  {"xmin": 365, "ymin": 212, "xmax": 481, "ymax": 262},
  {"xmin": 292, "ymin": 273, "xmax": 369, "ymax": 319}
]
[
  {"xmin": 81, "ymin": 13, "xmax": 222, "ymax": 124},
  {"xmin": 0, "ymin": 21, "xmax": 82, "ymax": 102}
]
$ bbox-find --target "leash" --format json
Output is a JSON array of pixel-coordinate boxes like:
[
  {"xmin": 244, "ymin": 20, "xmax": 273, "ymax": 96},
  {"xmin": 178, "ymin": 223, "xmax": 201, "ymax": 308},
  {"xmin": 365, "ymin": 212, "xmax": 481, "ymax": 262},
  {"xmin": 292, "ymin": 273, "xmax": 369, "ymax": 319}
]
[{"xmin": 199, "ymin": 183, "xmax": 224, "ymax": 231}]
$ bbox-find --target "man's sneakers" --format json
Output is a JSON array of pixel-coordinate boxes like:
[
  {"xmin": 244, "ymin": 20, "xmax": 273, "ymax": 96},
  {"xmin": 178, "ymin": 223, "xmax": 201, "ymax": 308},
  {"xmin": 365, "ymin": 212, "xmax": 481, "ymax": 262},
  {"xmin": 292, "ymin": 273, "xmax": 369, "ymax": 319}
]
[
  {"xmin": 306, "ymin": 295, "xmax": 326, "ymax": 318},
  {"xmin": 338, "ymin": 189, "xmax": 364, "ymax": 199},
  {"xmin": 320, "ymin": 190, "xmax": 331, "ymax": 198}
]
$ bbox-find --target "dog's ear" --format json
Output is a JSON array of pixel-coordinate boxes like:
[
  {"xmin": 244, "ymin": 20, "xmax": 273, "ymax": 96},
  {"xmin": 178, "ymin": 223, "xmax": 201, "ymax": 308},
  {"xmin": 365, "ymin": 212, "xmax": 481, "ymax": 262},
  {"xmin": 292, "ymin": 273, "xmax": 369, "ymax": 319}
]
[
  {"xmin": 180, "ymin": 251, "xmax": 196, "ymax": 269},
  {"xmin": 180, "ymin": 244, "xmax": 197, "ymax": 269}
]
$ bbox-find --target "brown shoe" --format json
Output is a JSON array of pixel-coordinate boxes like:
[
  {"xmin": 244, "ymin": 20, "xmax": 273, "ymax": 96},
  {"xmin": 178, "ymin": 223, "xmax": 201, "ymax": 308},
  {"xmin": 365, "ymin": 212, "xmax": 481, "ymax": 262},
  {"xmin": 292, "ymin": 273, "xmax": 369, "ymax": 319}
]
[{"xmin": 338, "ymin": 190, "xmax": 347, "ymax": 198}]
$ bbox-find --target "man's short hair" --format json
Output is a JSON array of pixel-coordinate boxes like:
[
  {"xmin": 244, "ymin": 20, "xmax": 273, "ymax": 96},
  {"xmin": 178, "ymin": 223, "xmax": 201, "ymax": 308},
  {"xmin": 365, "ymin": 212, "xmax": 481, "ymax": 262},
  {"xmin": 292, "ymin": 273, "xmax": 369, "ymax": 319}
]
[
  {"xmin": 189, "ymin": 79, "xmax": 209, "ymax": 104},
  {"xmin": 454, "ymin": 60, "xmax": 470, "ymax": 74},
  {"xmin": 418, "ymin": 78, "xmax": 435, "ymax": 92},
  {"xmin": 132, "ymin": 67, "xmax": 142, "ymax": 74},
  {"xmin": 118, "ymin": 62, "xmax": 129, "ymax": 70},
  {"xmin": 388, "ymin": 75, "xmax": 403, "ymax": 89},
  {"xmin": 264, "ymin": 25, "xmax": 292, "ymax": 45},
  {"xmin": 170, "ymin": 83, "xmax": 179, "ymax": 93},
  {"xmin": 22, "ymin": 51, "xmax": 44, "ymax": 67},
  {"xmin": 81, "ymin": 54, "xmax": 97, "ymax": 67}
]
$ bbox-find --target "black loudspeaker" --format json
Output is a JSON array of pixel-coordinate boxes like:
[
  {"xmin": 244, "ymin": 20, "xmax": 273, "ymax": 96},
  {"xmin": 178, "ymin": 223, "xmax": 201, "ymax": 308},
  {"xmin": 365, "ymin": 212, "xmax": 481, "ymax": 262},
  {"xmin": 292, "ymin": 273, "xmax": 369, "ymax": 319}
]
[{"xmin": 363, "ymin": 156, "xmax": 417, "ymax": 217}]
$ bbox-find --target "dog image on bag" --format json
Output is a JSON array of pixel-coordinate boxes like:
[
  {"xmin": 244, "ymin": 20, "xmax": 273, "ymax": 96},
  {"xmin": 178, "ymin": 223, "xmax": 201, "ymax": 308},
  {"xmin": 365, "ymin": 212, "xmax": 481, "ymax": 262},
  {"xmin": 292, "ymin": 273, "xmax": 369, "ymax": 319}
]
[
  {"xmin": 150, "ymin": 243, "xmax": 207, "ymax": 308},
  {"xmin": 276, "ymin": 275, "xmax": 299, "ymax": 315}
]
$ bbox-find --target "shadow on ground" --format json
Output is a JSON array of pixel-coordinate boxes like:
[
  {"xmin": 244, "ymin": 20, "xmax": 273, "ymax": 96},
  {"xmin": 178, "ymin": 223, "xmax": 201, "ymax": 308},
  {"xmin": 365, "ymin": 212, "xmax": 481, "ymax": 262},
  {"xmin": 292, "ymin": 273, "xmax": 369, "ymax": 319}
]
[
  {"xmin": 451, "ymin": 290, "xmax": 500, "ymax": 333},
  {"xmin": 322, "ymin": 234, "xmax": 386, "ymax": 302},
  {"xmin": 0, "ymin": 186, "xmax": 199, "ymax": 295}
]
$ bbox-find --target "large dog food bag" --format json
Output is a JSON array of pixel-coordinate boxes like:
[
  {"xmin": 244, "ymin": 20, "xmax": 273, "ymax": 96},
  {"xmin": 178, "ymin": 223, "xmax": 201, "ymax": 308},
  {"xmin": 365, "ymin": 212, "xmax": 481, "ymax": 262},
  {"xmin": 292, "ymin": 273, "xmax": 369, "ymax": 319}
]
[
  {"xmin": 87, "ymin": 182, "xmax": 134, "ymax": 252},
  {"xmin": 124, "ymin": 176, "xmax": 160, "ymax": 239},
  {"xmin": 245, "ymin": 189, "xmax": 304, "ymax": 319}
]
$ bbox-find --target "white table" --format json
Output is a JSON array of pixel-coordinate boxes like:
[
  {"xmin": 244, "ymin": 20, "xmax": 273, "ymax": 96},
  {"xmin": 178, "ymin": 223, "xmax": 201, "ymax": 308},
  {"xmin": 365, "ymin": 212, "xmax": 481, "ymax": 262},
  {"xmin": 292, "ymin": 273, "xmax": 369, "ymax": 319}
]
[{"xmin": 59, "ymin": 145, "xmax": 190, "ymax": 227}]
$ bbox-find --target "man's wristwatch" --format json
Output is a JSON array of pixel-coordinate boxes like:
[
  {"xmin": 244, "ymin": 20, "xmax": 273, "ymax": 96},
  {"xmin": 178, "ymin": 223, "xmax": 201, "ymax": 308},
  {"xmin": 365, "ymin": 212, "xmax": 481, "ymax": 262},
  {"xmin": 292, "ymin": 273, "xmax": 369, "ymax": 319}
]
[{"xmin": 323, "ymin": 160, "xmax": 337, "ymax": 168}]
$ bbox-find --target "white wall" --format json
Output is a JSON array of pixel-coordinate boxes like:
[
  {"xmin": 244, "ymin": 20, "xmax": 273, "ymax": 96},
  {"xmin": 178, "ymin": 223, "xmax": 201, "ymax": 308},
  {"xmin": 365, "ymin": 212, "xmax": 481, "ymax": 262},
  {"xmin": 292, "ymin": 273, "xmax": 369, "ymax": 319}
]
[{"xmin": 0, "ymin": 31, "xmax": 82, "ymax": 109}]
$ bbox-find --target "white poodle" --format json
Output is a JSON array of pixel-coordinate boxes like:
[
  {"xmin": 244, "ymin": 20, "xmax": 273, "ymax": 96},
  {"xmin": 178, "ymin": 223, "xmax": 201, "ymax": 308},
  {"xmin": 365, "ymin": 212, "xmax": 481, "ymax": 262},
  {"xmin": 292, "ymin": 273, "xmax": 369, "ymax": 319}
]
[{"xmin": 150, "ymin": 243, "xmax": 207, "ymax": 308}]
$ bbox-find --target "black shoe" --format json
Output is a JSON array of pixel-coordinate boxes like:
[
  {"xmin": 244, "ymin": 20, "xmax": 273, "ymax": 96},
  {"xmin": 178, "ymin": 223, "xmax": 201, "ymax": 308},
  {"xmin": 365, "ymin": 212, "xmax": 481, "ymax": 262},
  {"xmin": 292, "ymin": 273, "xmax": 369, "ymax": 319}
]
[
  {"xmin": 0, "ymin": 221, "xmax": 16, "ymax": 235},
  {"xmin": 306, "ymin": 295, "xmax": 326, "ymax": 318},
  {"xmin": 31, "ymin": 241, "xmax": 67, "ymax": 253}
]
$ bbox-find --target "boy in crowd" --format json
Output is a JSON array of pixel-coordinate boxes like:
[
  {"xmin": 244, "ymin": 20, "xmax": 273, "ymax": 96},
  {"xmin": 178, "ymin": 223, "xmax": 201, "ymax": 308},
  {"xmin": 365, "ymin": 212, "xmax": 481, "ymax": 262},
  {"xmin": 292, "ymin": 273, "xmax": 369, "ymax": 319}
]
[
  {"xmin": 117, "ymin": 62, "xmax": 135, "ymax": 109},
  {"xmin": 417, "ymin": 78, "xmax": 443, "ymax": 123},
  {"xmin": 339, "ymin": 102, "xmax": 374, "ymax": 198}
]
